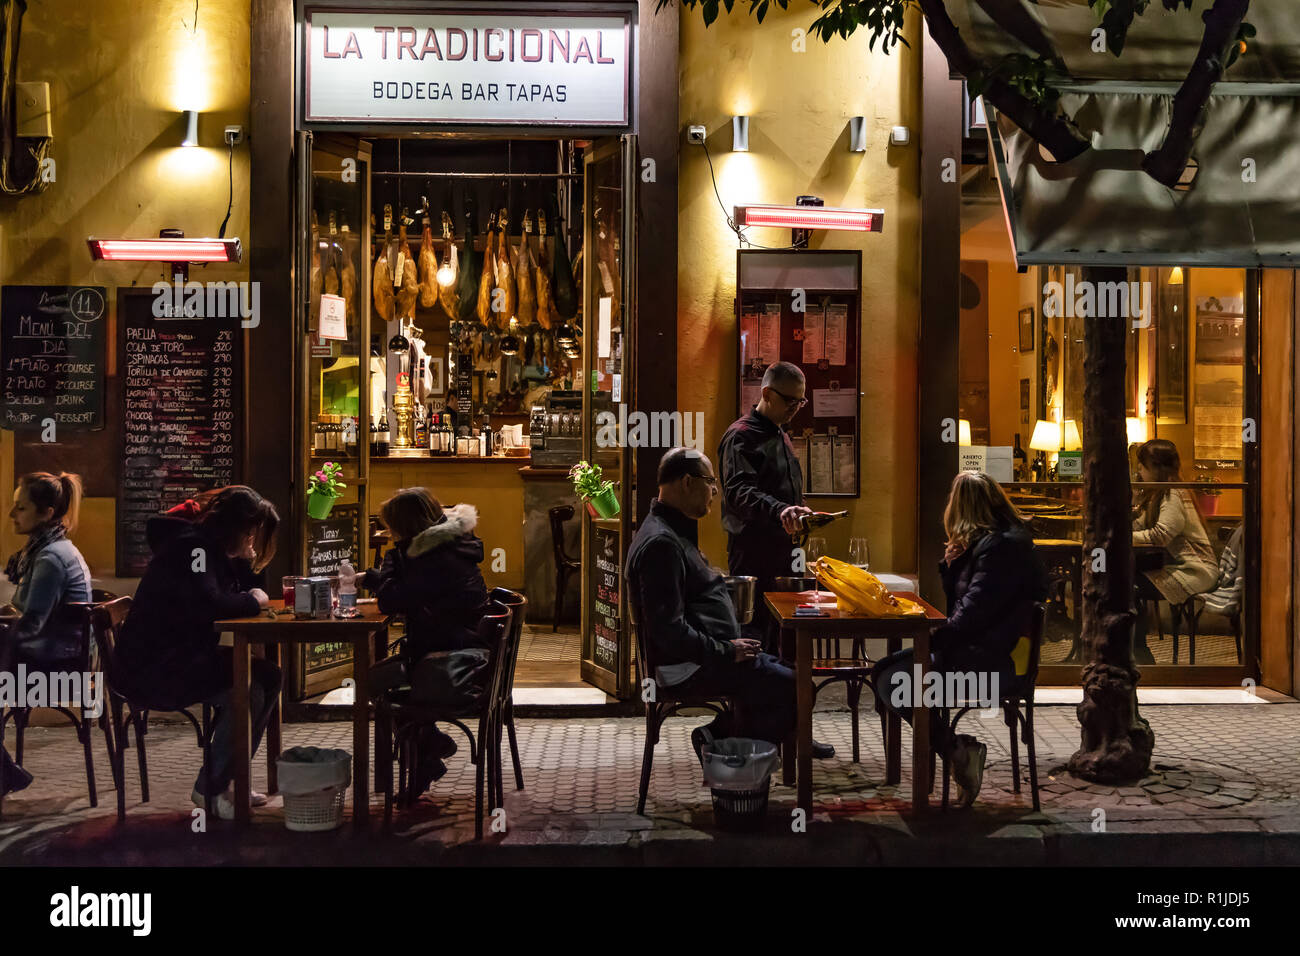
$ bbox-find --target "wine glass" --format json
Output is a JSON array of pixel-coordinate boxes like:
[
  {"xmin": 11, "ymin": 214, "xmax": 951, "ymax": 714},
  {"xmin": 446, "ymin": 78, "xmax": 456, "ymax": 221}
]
[
  {"xmin": 806, "ymin": 537, "xmax": 828, "ymax": 603},
  {"xmin": 849, "ymin": 537, "xmax": 870, "ymax": 571}
]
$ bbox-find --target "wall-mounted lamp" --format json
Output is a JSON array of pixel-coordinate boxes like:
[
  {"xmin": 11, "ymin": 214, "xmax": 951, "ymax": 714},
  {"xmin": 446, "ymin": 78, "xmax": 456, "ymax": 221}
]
[
  {"xmin": 181, "ymin": 110, "xmax": 200, "ymax": 147},
  {"xmin": 1168, "ymin": 266, "xmax": 1185, "ymax": 285},
  {"xmin": 848, "ymin": 116, "xmax": 867, "ymax": 153},
  {"xmin": 732, "ymin": 115, "xmax": 749, "ymax": 152}
]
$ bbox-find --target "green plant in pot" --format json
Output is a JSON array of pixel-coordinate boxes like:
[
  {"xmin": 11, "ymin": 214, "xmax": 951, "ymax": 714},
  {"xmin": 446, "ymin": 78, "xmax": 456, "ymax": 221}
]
[
  {"xmin": 307, "ymin": 461, "xmax": 347, "ymax": 520},
  {"xmin": 569, "ymin": 460, "xmax": 620, "ymax": 519}
]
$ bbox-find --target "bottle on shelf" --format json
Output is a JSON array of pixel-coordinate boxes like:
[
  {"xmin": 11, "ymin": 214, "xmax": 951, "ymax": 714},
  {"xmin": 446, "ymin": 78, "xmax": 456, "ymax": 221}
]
[
  {"xmin": 428, "ymin": 410, "xmax": 441, "ymax": 454},
  {"xmin": 483, "ymin": 412, "xmax": 493, "ymax": 457},
  {"xmin": 313, "ymin": 418, "xmax": 326, "ymax": 455},
  {"xmin": 369, "ymin": 419, "xmax": 378, "ymax": 457},
  {"xmin": 414, "ymin": 400, "xmax": 428, "ymax": 450},
  {"xmin": 377, "ymin": 415, "xmax": 390, "ymax": 457},
  {"xmin": 1013, "ymin": 432, "xmax": 1027, "ymax": 482}
]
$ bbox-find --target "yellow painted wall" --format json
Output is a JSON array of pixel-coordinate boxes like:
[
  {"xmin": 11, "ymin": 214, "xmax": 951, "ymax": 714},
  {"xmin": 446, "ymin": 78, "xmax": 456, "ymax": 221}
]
[
  {"xmin": 0, "ymin": 0, "xmax": 250, "ymax": 584},
  {"xmin": 677, "ymin": 6, "xmax": 922, "ymax": 572}
]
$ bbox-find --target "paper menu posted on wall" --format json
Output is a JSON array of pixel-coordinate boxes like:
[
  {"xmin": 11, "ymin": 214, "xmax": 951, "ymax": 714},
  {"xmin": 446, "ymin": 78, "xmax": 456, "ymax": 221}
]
[
  {"xmin": 809, "ymin": 434, "xmax": 833, "ymax": 495},
  {"xmin": 832, "ymin": 434, "xmax": 855, "ymax": 494},
  {"xmin": 598, "ymin": 296, "xmax": 613, "ymax": 358},
  {"xmin": 740, "ymin": 312, "xmax": 760, "ymax": 364},
  {"xmin": 319, "ymin": 294, "xmax": 347, "ymax": 340},
  {"xmin": 802, "ymin": 306, "xmax": 825, "ymax": 364},
  {"xmin": 824, "ymin": 303, "xmax": 848, "ymax": 366},
  {"xmin": 812, "ymin": 387, "xmax": 856, "ymax": 419},
  {"xmin": 759, "ymin": 303, "xmax": 781, "ymax": 364}
]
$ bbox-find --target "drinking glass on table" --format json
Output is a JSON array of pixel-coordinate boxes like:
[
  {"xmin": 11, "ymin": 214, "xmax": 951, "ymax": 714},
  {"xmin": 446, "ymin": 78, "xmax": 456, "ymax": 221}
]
[
  {"xmin": 806, "ymin": 537, "xmax": 828, "ymax": 603},
  {"xmin": 848, "ymin": 537, "xmax": 870, "ymax": 571},
  {"xmin": 281, "ymin": 575, "xmax": 302, "ymax": 606}
]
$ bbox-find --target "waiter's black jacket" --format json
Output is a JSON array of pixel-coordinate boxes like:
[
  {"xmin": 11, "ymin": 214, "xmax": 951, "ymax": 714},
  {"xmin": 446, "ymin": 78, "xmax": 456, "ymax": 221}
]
[
  {"xmin": 625, "ymin": 500, "xmax": 738, "ymax": 686},
  {"xmin": 718, "ymin": 407, "xmax": 804, "ymax": 580},
  {"xmin": 935, "ymin": 523, "xmax": 1049, "ymax": 674}
]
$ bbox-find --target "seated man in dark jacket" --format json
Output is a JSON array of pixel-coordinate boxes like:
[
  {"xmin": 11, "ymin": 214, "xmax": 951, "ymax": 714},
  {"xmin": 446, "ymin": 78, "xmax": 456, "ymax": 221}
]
[{"xmin": 626, "ymin": 448, "xmax": 828, "ymax": 760}]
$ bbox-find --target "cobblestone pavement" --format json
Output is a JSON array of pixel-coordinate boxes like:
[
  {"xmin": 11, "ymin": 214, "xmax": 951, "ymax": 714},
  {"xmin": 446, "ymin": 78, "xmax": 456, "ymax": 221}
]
[{"xmin": 3, "ymin": 703, "xmax": 1299, "ymax": 864}]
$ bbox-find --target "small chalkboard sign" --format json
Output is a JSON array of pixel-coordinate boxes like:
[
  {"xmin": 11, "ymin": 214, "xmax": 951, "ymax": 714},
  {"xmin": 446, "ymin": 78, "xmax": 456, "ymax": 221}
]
[
  {"xmin": 1, "ymin": 285, "xmax": 106, "ymax": 431},
  {"xmin": 591, "ymin": 526, "xmax": 620, "ymax": 674},
  {"xmin": 307, "ymin": 503, "xmax": 361, "ymax": 578}
]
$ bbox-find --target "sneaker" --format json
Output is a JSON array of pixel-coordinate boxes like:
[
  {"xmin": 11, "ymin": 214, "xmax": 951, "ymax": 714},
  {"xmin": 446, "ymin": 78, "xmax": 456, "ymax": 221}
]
[
  {"xmin": 949, "ymin": 735, "xmax": 987, "ymax": 808},
  {"xmin": 191, "ymin": 788, "xmax": 236, "ymax": 821},
  {"xmin": 251, "ymin": 790, "xmax": 268, "ymax": 807}
]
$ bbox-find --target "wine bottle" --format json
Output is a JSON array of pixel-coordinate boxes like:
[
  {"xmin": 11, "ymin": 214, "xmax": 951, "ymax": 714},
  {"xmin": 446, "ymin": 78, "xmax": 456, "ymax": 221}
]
[
  {"xmin": 1013, "ymin": 432, "xmax": 1027, "ymax": 482},
  {"xmin": 799, "ymin": 510, "xmax": 849, "ymax": 532}
]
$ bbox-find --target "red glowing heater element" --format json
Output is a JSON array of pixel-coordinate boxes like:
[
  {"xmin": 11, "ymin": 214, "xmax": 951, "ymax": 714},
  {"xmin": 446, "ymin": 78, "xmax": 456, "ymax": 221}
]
[
  {"xmin": 733, "ymin": 204, "xmax": 885, "ymax": 233},
  {"xmin": 86, "ymin": 237, "xmax": 243, "ymax": 263}
]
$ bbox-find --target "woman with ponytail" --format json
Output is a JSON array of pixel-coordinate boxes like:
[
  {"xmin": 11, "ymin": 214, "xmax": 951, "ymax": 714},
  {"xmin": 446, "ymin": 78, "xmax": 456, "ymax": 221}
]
[{"xmin": 1, "ymin": 472, "xmax": 93, "ymax": 797}]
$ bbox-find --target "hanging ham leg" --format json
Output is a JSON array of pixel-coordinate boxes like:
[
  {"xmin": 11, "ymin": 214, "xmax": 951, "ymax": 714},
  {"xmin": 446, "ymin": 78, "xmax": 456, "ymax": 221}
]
[
  {"xmin": 394, "ymin": 223, "xmax": 419, "ymax": 320},
  {"xmin": 535, "ymin": 210, "xmax": 554, "ymax": 330},
  {"xmin": 496, "ymin": 207, "xmax": 516, "ymax": 330},
  {"xmin": 437, "ymin": 210, "xmax": 459, "ymax": 321},
  {"xmin": 515, "ymin": 210, "xmax": 537, "ymax": 325},
  {"xmin": 477, "ymin": 211, "xmax": 496, "ymax": 326},
  {"xmin": 418, "ymin": 214, "xmax": 438, "ymax": 308}
]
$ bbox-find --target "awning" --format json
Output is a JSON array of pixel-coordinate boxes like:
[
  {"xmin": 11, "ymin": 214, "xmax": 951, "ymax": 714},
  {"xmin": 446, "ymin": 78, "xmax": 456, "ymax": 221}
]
[{"xmin": 949, "ymin": 1, "xmax": 1300, "ymax": 266}]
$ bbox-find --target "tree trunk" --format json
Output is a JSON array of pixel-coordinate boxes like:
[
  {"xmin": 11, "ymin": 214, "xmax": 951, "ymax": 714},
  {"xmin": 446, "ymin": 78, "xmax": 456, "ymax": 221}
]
[{"xmin": 1068, "ymin": 266, "xmax": 1155, "ymax": 783}]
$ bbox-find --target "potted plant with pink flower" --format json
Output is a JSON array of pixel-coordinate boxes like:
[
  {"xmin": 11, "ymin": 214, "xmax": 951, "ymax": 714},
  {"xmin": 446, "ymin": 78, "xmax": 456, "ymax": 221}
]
[{"xmin": 307, "ymin": 461, "xmax": 347, "ymax": 519}]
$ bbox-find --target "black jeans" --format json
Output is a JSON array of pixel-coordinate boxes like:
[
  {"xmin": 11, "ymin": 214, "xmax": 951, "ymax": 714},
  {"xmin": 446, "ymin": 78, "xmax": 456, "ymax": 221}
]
[
  {"xmin": 196, "ymin": 655, "xmax": 282, "ymax": 797},
  {"xmin": 673, "ymin": 652, "xmax": 796, "ymax": 746},
  {"xmin": 871, "ymin": 648, "xmax": 956, "ymax": 757}
]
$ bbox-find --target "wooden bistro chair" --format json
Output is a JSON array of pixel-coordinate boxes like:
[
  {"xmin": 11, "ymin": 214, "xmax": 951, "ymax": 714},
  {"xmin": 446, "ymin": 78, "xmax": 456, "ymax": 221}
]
[
  {"xmin": 810, "ymin": 632, "xmax": 876, "ymax": 764},
  {"xmin": 548, "ymin": 505, "xmax": 581, "ymax": 632},
  {"xmin": 940, "ymin": 602, "xmax": 1048, "ymax": 812},
  {"xmin": 629, "ymin": 596, "xmax": 734, "ymax": 816},
  {"xmin": 488, "ymin": 587, "xmax": 527, "ymax": 806},
  {"xmin": 378, "ymin": 601, "xmax": 515, "ymax": 840},
  {"xmin": 0, "ymin": 593, "xmax": 118, "ymax": 818},
  {"xmin": 91, "ymin": 597, "xmax": 217, "ymax": 822}
]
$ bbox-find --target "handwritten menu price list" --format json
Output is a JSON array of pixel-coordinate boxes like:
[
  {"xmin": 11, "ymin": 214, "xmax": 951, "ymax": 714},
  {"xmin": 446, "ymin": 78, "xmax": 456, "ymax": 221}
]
[
  {"xmin": 592, "ymin": 526, "xmax": 620, "ymax": 673},
  {"xmin": 0, "ymin": 286, "xmax": 106, "ymax": 430},
  {"xmin": 116, "ymin": 293, "xmax": 241, "ymax": 576}
]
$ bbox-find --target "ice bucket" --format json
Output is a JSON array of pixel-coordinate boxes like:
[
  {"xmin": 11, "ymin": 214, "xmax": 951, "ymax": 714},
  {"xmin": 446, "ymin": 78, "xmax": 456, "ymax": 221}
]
[{"xmin": 724, "ymin": 575, "xmax": 757, "ymax": 625}]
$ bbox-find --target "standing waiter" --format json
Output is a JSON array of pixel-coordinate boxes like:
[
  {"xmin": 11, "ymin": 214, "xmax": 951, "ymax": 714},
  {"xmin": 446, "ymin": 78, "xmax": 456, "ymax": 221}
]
[
  {"xmin": 719, "ymin": 362, "xmax": 814, "ymax": 611},
  {"xmin": 719, "ymin": 362, "xmax": 834, "ymax": 758}
]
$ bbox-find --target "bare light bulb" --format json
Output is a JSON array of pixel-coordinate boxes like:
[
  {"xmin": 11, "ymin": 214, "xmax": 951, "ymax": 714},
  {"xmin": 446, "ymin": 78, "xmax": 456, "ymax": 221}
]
[{"xmin": 436, "ymin": 263, "xmax": 455, "ymax": 286}]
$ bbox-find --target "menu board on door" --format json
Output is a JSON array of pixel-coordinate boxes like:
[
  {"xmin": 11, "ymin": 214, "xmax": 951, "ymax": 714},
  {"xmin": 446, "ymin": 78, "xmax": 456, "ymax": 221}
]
[
  {"xmin": 592, "ymin": 526, "xmax": 620, "ymax": 674},
  {"xmin": 1, "ymin": 285, "xmax": 106, "ymax": 431},
  {"xmin": 302, "ymin": 503, "xmax": 362, "ymax": 684},
  {"xmin": 116, "ymin": 290, "xmax": 242, "ymax": 576}
]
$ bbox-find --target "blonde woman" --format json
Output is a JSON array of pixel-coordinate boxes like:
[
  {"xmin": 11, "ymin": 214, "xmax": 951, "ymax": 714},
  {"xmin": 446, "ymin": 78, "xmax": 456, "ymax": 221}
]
[
  {"xmin": 872, "ymin": 471, "xmax": 1048, "ymax": 807},
  {"xmin": 1131, "ymin": 439, "xmax": 1217, "ymax": 665}
]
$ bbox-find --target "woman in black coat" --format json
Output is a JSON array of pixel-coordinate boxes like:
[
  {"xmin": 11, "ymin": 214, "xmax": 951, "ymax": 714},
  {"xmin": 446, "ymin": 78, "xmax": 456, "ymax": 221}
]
[
  {"xmin": 365, "ymin": 487, "xmax": 490, "ymax": 793},
  {"xmin": 872, "ymin": 471, "xmax": 1048, "ymax": 807},
  {"xmin": 116, "ymin": 486, "xmax": 280, "ymax": 819}
]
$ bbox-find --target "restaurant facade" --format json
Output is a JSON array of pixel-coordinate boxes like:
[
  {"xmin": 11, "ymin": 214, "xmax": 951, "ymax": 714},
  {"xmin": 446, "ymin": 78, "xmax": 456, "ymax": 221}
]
[{"xmin": 0, "ymin": 0, "xmax": 1294, "ymax": 703}]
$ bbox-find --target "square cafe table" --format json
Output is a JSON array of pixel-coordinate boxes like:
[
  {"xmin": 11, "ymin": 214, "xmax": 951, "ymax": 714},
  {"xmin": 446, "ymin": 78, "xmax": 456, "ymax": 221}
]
[
  {"xmin": 214, "ymin": 601, "xmax": 391, "ymax": 826},
  {"xmin": 765, "ymin": 591, "xmax": 947, "ymax": 815}
]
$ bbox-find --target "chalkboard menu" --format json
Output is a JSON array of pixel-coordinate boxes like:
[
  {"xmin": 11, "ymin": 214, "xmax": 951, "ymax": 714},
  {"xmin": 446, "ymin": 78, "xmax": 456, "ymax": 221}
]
[
  {"xmin": 592, "ymin": 526, "xmax": 620, "ymax": 673},
  {"xmin": 307, "ymin": 503, "xmax": 361, "ymax": 577},
  {"xmin": 1, "ymin": 285, "xmax": 106, "ymax": 430},
  {"xmin": 116, "ymin": 290, "xmax": 241, "ymax": 576},
  {"xmin": 455, "ymin": 349, "xmax": 473, "ymax": 418}
]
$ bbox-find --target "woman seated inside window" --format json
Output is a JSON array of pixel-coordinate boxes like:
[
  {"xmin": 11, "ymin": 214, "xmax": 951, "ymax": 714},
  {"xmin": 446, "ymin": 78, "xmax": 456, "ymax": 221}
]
[
  {"xmin": 116, "ymin": 487, "xmax": 280, "ymax": 820},
  {"xmin": 873, "ymin": 471, "xmax": 1048, "ymax": 808},
  {"xmin": 365, "ymin": 487, "xmax": 490, "ymax": 794},
  {"xmin": 1131, "ymin": 439, "xmax": 1218, "ymax": 665},
  {"xmin": 1, "ymin": 472, "xmax": 92, "ymax": 797}
]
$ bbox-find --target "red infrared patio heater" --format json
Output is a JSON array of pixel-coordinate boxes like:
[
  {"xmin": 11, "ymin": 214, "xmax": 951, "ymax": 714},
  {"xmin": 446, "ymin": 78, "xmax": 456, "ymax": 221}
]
[
  {"xmin": 734, "ymin": 199, "xmax": 885, "ymax": 248},
  {"xmin": 87, "ymin": 229, "xmax": 243, "ymax": 280}
]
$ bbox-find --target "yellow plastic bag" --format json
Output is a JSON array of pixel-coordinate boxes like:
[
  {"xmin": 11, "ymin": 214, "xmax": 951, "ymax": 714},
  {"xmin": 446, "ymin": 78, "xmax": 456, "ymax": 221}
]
[{"xmin": 812, "ymin": 557, "xmax": 926, "ymax": 618}]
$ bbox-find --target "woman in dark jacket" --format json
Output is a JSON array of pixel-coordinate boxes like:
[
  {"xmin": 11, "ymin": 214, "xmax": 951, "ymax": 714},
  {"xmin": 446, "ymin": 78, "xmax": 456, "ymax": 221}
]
[
  {"xmin": 116, "ymin": 486, "xmax": 280, "ymax": 819},
  {"xmin": 872, "ymin": 471, "xmax": 1048, "ymax": 807},
  {"xmin": 1, "ymin": 472, "xmax": 92, "ymax": 797},
  {"xmin": 365, "ymin": 487, "xmax": 489, "ymax": 792}
]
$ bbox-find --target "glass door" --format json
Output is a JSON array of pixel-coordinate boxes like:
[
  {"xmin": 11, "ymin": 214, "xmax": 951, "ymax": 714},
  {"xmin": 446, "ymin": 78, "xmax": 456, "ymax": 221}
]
[
  {"xmin": 293, "ymin": 131, "xmax": 374, "ymax": 698},
  {"xmin": 579, "ymin": 135, "xmax": 637, "ymax": 697}
]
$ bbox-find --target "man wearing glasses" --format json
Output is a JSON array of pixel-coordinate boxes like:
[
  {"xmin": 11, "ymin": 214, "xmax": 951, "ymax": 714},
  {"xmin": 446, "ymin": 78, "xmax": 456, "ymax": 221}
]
[
  {"xmin": 625, "ymin": 448, "xmax": 796, "ymax": 760},
  {"xmin": 719, "ymin": 362, "xmax": 834, "ymax": 759}
]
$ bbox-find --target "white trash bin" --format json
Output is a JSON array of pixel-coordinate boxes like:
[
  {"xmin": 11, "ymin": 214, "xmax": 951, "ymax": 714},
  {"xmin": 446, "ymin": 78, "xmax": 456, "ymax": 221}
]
[
  {"xmin": 701, "ymin": 738, "xmax": 779, "ymax": 832},
  {"xmin": 275, "ymin": 746, "xmax": 351, "ymax": 832}
]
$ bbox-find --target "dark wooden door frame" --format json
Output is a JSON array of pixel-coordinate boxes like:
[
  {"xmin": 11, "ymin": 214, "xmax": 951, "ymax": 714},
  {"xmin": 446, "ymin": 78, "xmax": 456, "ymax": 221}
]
[{"xmin": 918, "ymin": 30, "xmax": 963, "ymax": 602}]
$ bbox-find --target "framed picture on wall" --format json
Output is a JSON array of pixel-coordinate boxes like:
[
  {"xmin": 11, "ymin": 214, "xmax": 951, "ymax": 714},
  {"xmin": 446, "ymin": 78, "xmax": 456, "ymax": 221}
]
[
  {"xmin": 428, "ymin": 355, "xmax": 446, "ymax": 396},
  {"xmin": 1018, "ymin": 307, "xmax": 1034, "ymax": 352}
]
